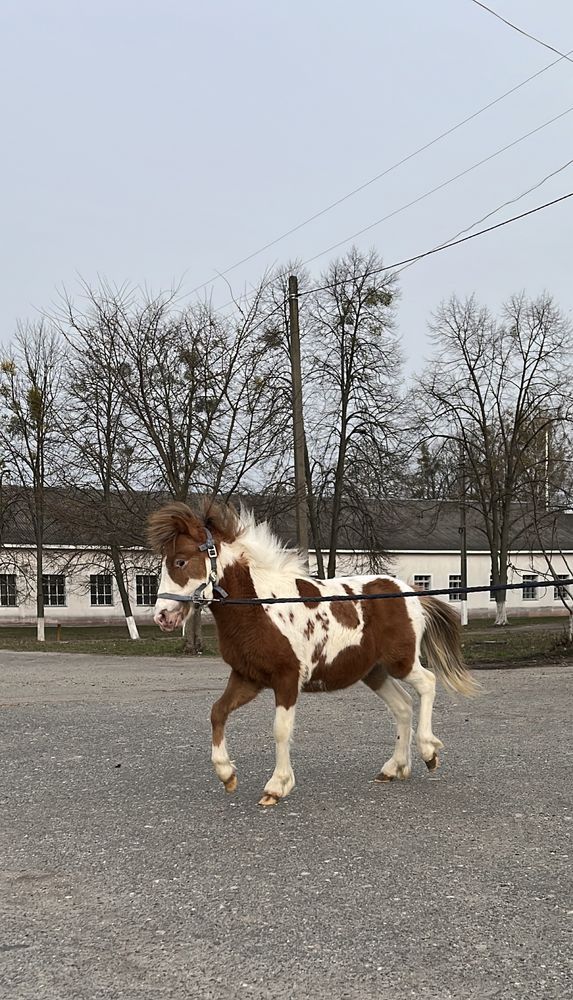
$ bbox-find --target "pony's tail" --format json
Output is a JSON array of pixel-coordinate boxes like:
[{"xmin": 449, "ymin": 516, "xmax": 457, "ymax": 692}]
[{"xmin": 419, "ymin": 596, "xmax": 480, "ymax": 696}]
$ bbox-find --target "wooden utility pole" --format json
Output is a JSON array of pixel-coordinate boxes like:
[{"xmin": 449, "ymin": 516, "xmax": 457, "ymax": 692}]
[{"xmin": 288, "ymin": 275, "xmax": 309, "ymax": 566}]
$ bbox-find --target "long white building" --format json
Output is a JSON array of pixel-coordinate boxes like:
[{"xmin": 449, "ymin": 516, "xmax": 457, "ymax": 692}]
[{"xmin": 0, "ymin": 492, "xmax": 571, "ymax": 624}]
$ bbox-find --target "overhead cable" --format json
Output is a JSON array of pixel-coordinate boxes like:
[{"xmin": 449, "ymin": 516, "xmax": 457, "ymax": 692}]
[
  {"xmin": 187, "ymin": 46, "xmax": 572, "ymax": 296},
  {"xmin": 470, "ymin": 0, "xmax": 573, "ymax": 63},
  {"xmin": 298, "ymin": 107, "xmax": 573, "ymax": 268},
  {"xmin": 297, "ymin": 191, "xmax": 573, "ymax": 298}
]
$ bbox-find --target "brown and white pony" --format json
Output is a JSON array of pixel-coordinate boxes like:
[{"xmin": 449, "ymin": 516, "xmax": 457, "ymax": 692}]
[{"xmin": 149, "ymin": 501, "xmax": 477, "ymax": 807}]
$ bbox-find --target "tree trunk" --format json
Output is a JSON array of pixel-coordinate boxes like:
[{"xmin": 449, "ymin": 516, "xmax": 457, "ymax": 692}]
[
  {"xmin": 327, "ymin": 441, "xmax": 347, "ymax": 578},
  {"xmin": 304, "ymin": 439, "xmax": 324, "ymax": 577},
  {"xmin": 110, "ymin": 544, "xmax": 140, "ymax": 639},
  {"xmin": 36, "ymin": 534, "xmax": 45, "ymax": 642},
  {"xmin": 183, "ymin": 606, "xmax": 203, "ymax": 655},
  {"xmin": 568, "ymin": 611, "xmax": 573, "ymax": 644},
  {"xmin": 494, "ymin": 598, "xmax": 508, "ymax": 626}
]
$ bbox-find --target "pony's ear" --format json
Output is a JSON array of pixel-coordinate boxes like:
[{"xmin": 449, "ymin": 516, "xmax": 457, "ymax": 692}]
[
  {"xmin": 147, "ymin": 502, "xmax": 198, "ymax": 553},
  {"xmin": 202, "ymin": 499, "xmax": 240, "ymax": 544}
]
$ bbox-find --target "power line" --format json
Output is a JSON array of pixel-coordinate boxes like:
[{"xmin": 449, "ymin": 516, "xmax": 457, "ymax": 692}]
[
  {"xmin": 297, "ymin": 191, "xmax": 573, "ymax": 298},
  {"xmin": 204, "ymin": 190, "xmax": 573, "ymax": 334},
  {"xmin": 298, "ymin": 106, "xmax": 573, "ymax": 268},
  {"xmin": 470, "ymin": 0, "xmax": 573, "ymax": 63},
  {"xmin": 394, "ymin": 157, "xmax": 573, "ymax": 278},
  {"xmin": 187, "ymin": 47, "xmax": 572, "ymax": 298},
  {"xmin": 203, "ymin": 148, "xmax": 573, "ymax": 329}
]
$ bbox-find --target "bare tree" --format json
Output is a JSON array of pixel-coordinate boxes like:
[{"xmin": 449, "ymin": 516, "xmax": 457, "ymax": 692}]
[
  {"xmin": 418, "ymin": 293, "xmax": 572, "ymax": 624},
  {"xmin": 0, "ymin": 322, "xmax": 64, "ymax": 639},
  {"xmin": 519, "ymin": 428, "xmax": 573, "ymax": 641},
  {"xmin": 306, "ymin": 248, "xmax": 404, "ymax": 576},
  {"xmin": 57, "ymin": 301, "xmax": 150, "ymax": 638},
  {"xmin": 61, "ymin": 280, "xmax": 284, "ymax": 651},
  {"xmin": 407, "ymin": 439, "xmax": 461, "ymax": 500}
]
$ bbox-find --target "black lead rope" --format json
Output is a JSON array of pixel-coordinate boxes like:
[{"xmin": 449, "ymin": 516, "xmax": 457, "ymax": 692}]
[{"xmin": 157, "ymin": 576, "xmax": 573, "ymax": 607}]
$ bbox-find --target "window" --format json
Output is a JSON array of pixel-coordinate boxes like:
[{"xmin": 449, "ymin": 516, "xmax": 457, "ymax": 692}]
[
  {"xmin": 489, "ymin": 575, "xmax": 496, "ymax": 602},
  {"xmin": 522, "ymin": 574, "xmax": 538, "ymax": 601},
  {"xmin": 448, "ymin": 574, "xmax": 462, "ymax": 601},
  {"xmin": 90, "ymin": 574, "xmax": 113, "ymax": 606},
  {"xmin": 43, "ymin": 574, "xmax": 66, "ymax": 607},
  {"xmin": 553, "ymin": 574, "xmax": 570, "ymax": 601},
  {"xmin": 0, "ymin": 573, "xmax": 17, "ymax": 606},
  {"xmin": 136, "ymin": 574, "xmax": 158, "ymax": 606},
  {"xmin": 413, "ymin": 575, "xmax": 431, "ymax": 592}
]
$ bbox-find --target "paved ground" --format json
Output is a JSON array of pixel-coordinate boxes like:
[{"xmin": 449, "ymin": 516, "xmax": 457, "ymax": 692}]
[{"xmin": 1, "ymin": 652, "xmax": 571, "ymax": 1000}]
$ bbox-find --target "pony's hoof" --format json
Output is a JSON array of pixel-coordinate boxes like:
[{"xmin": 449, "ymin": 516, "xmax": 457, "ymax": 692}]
[
  {"xmin": 425, "ymin": 753, "xmax": 440, "ymax": 771},
  {"xmin": 375, "ymin": 762, "xmax": 411, "ymax": 782},
  {"xmin": 224, "ymin": 773, "xmax": 238, "ymax": 793},
  {"xmin": 375, "ymin": 771, "xmax": 395, "ymax": 782},
  {"xmin": 258, "ymin": 793, "xmax": 279, "ymax": 807}
]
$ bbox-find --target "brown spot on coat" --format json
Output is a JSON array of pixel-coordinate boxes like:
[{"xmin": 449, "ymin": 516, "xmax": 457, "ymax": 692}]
[
  {"xmin": 330, "ymin": 599, "xmax": 360, "ymax": 629},
  {"xmin": 311, "ymin": 637, "xmax": 327, "ymax": 672},
  {"xmin": 296, "ymin": 578, "xmax": 322, "ymax": 609},
  {"xmin": 303, "ymin": 619, "xmax": 315, "ymax": 639}
]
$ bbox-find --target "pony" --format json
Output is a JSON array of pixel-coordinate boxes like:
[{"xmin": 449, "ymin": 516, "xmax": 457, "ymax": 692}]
[{"xmin": 148, "ymin": 500, "xmax": 478, "ymax": 807}]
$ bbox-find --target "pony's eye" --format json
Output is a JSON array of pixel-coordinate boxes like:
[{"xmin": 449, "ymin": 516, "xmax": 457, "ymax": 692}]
[{"xmin": 174, "ymin": 558, "xmax": 187, "ymax": 569}]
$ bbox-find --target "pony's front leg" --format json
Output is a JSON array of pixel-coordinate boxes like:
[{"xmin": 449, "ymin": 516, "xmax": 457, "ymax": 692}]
[
  {"xmin": 259, "ymin": 681, "xmax": 298, "ymax": 808},
  {"xmin": 211, "ymin": 670, "xmax": 261, "ymax": 792}
]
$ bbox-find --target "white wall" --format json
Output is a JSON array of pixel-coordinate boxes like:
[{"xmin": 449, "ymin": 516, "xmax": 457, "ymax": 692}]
[
  {"xmin": 0, "ymin": 547, "xmax": 159, "ymax": 625},
  {"xmin": 2, "ymin": 544, "xmax": 571, "ymax": 624},
  {"xmin": 310, "ymin": 549, "xmax": 572, "ymax": 617}
]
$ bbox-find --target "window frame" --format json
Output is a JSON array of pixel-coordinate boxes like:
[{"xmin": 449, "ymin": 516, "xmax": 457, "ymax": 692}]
[
  {"xmin": 42, "ymin": 574, "xmax": 67, "ymax": 607},
  {"xmin": 413, "ymin": 574, "xmax": 431, "ymax": 592},
  {"xmin": 553, "ymin": 574, "xmax": 570, "ymax": 601},
  {"xmin": 90, "ymin": 574, "xmax": 114, "ymax": 607},
  {"xmin": 136, "ymin": 573, "xmax": 158, "ymax": 607},
  {"xmin": 522, "ymin": 573, "xmax": 538, "ymax": 601},
  {"xmin": 0, "ymin": 573, "xmax": 17, "ymax": 607}
]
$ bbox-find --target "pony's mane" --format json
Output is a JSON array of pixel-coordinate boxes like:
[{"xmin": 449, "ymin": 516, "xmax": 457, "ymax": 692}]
[
  {"xmin": 235, "ymin": 506, "xmax": 307, "ymax": 578},
  {"xmin": 147, "ymin": 498, "xmax": 305, "ymax": 576},
  {"xmin": 147, "ymin": 501, "xmax": 195, "ymax": 553},
  {"xmin": 147, "ymin": 499, "xmax": 241, "ymax": 553}
]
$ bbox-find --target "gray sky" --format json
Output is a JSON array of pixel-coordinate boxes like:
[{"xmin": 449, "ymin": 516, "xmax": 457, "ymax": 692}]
[{"xmin": 1, "ymin": 0, "xmax": 572, "ymax": 372}]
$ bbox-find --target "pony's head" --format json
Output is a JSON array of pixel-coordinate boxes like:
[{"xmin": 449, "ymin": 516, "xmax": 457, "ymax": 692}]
[{"xmin": 147, "ymin": 500, "xmax": 240, "ymax": 631}]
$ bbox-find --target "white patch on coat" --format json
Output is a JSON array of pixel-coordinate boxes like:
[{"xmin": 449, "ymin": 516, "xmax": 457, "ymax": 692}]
[
  {"xmin": 264, "ymin": 705, "xmax": 296, "ymax": 798},
  {"xmin": 211, "ymin": 737, "xmax": 234, "ymax": 783},
  {"xmin": 154, "ymin": 556, "xmax": 208, "ymax": 617},
  {"xmin": 369, "ymin": 674, "xmax": 413, "ymax": 778}
]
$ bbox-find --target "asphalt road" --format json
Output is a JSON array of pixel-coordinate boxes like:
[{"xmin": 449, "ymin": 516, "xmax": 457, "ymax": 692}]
[{"xmin": 1, "ymin": 652, "xmax": 571, "ymax": 1000}]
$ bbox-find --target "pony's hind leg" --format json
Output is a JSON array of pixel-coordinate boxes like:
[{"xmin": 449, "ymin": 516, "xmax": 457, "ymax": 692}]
[
  {"xmin": 363, "ymin": 664, "xmax": 413, "ymax": 781},
  {"xmin": 259, "ymin": 678, "xmax": 298, "ymax": 807},
  {"xmin": 401, "ymin": 659, "xmax": 443, "ymax": 770},
  {"xmin": 211, "ymin": 670, "xmax": 262, "ymax": 792}
]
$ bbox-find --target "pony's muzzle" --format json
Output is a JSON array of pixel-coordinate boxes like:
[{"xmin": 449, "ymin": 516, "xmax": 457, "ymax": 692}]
[{"xmin": 154, "ymin": 603, "xmax": 186, "ymax": 632}]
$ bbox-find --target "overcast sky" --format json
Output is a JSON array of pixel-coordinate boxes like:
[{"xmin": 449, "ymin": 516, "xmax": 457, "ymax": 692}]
[{"xmin": 1, "ymin": 0, "xmax": 572, "ymax": 372}]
